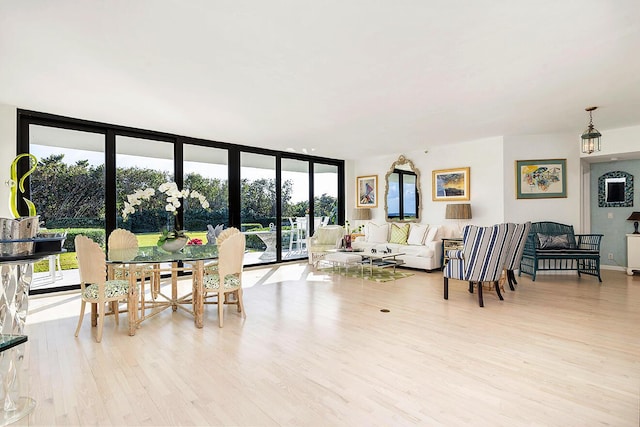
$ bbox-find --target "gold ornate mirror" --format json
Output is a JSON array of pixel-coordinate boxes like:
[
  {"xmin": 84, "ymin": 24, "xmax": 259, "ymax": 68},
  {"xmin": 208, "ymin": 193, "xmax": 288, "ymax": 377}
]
[{"xmin": 384, "ymin": 155, "xmax": 421, "ymax": 222}]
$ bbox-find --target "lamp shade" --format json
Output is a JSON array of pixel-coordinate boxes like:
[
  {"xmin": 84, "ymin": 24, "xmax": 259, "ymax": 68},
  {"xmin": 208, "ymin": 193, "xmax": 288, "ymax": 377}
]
[
  {"xmin": 445, "ymin": 203, "xmax": 472, "ymax": 220},
  {"xmin": 627, "ymin": 212, "xmax": 640, "ymax": 221},
  {"xmin": 627, "ymin": 211, "xmax": 640, "ymax": 234},
  {"xmin": 352, "ymin": 208, "xmax": 371, "ymax": 220}
]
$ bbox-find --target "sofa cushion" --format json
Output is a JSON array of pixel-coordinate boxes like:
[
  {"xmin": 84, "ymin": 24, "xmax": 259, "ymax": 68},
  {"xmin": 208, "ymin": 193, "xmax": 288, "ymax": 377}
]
[
  {"xmin": 366, "ymin": 223, "xmax": 389, "ymax": 243},
  {"xmin": 389, "ymin": 223, "xmax": 410, "ymax": 244},
  {"xmin": 407, "ymin": 224, "xmax": 429, "ymax": 245},
  {"xmin": 537, "ymin": 233, "xmax": 571, "ymax": 249}
]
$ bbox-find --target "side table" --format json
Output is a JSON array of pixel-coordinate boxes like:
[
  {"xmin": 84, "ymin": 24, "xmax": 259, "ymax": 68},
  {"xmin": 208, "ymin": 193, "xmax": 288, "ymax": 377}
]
[
  {"xmin": 0, "ymin": 254, "xmax": 58, "ymax": 425},
  {"xmin": 441, "ymin": 237, "xmax": 463, "ymax": 268},
  {"xmin": 626, "ymin": 234, "xmax": 640, "ymax": 275}
]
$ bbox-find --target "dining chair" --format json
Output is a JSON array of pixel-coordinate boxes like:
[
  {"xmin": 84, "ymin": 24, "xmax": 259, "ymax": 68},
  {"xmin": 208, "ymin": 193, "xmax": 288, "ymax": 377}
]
[
  {"xmin": 108, "ymin": 228, "xmax": 154, "ymax": 318},
  {"xmin": 443, "ymin": 223, "xmax": 513, "ymax": 307},
  {"xmin": 75, "ymin": 235, "xmax": 137, "ymax": 342},
  {"xmin": 503, "ymin": 221, "xmax": 532, "ymax": 290},
  {"xmin": 200, "ymin": 227, "xmax": 246, "ymax": 327}
]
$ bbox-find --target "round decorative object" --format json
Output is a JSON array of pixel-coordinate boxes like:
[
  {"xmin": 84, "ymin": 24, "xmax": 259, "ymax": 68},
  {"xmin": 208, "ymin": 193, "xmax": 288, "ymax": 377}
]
[{"xmin": 160, "ymin": 236, "xmax": 189, "ymax": 253}]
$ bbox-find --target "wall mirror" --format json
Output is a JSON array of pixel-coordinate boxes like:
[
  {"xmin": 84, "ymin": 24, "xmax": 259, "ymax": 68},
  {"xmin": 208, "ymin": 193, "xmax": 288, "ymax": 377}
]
[
  {"xmin": 598, "ymin": 171, "xmax": 634, "ymax": 207},
  {"xmin": 384, "ymin": 155, "xmax": 421, "ymax": 222}
]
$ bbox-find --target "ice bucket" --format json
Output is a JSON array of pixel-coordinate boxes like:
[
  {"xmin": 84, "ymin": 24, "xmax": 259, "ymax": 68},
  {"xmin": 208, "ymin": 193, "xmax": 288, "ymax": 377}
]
[{"xmin": 0, "ymin": 216, "xmax": 40, "ymax": 256}]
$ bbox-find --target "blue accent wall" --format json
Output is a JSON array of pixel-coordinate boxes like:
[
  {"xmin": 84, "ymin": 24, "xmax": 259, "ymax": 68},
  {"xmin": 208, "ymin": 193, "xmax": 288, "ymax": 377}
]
[{"xmin": 590, "ymin": 159, "xmax": 640, "ymax": 267}]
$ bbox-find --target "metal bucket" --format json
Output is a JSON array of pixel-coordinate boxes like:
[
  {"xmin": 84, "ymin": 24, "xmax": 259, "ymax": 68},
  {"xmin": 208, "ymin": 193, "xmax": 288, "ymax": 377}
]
[{"xmin": 0, "ymin": 216, "xmax": 40, "ymax": 256}]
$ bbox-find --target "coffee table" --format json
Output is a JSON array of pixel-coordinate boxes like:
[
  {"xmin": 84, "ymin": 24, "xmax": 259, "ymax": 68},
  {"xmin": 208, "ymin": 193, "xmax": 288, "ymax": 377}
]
[{"xmin": 360, "ymin": 252, "xmax": 405, "ymax": 274}]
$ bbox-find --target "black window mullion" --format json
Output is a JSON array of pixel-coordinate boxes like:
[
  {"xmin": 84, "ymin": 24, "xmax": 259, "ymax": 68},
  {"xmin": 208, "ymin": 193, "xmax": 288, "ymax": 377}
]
[{"xmin": 105, "ymin": 130, "xmax": 117, "ymax": 237}]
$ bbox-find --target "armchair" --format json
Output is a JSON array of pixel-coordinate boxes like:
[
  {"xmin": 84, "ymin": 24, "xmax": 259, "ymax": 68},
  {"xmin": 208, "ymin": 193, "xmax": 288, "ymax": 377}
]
[
  {"xmin": 443, "ymin": 224, "xmax": 513, "ymax": 307},
  {"xmin": 503, "ymin": 222, "xmax": 531, "ymax": 290},
  {"xmin": 307, "ymin": 225, "xmax": 345, "ymax": 267}
]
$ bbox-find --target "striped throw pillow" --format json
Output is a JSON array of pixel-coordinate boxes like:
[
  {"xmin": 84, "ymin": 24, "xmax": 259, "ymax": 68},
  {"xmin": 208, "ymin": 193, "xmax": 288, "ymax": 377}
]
[{"xmin": 389, "ymin": 223, "xmax": 410, "ymax": 244}]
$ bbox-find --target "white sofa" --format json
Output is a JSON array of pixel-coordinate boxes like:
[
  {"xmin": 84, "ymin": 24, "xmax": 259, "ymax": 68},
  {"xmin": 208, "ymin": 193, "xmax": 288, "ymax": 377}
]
[{"xmin": 351, "ymin": 222, "xmax": 447, "ymax": 271}]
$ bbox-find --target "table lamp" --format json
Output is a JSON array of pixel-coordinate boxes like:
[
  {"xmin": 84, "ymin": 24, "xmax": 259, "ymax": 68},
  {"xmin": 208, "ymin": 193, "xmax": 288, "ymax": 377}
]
[
  {"xmin": 445, "ymin": 203, "xmax": 472, "ymax": 237},
  {"xmin": 627, "ymin": 211, "xmax": 640, "ymax": 234}
]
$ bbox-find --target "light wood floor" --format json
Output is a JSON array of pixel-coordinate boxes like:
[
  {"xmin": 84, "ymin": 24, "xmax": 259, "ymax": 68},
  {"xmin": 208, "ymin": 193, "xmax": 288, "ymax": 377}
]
[{"xmin": 15, "ymin": 264, "xmax": 640, "ymax": 426}]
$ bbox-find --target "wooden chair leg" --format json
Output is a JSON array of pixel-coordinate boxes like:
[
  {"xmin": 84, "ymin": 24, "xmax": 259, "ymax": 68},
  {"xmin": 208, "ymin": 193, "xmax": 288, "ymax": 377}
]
[
  {"xmin": 507, "ymin": 270, "xmax": 515, "ymax": 291},
  {"xmin": 477, "ymin": 281, "xmax": 484, "ymax": 307},
  {"xmin": 443, "ymin": 277, "xmax": 448, "ymax": 300},
  {"xmin": 75, "ymin": 300, "xmax": 86, "ymax": 337},
  {"xmin": 510, "ymin": 270, "xmax": 518, "ymax": 286},
  {"xmin": 237, "ymin": 289, "xmax": 246, "ymax": 318},
  {"xmin": 218, "ymin": 291, "xmax": 224, "ymax": 328},
  {"xmin": 468, "ymin": 281, "xmax": 474, "ymax": 293},
  {"xmin": 97, "ymin": 302, "xmax": 105, "ymax": 343},
  {"xmin": 494, "ymin": 281, "xmax": 504, "ymax": 300},
  {"xmin": 112, "ymin": 301, "xmax": 119, "ymax": 325}
]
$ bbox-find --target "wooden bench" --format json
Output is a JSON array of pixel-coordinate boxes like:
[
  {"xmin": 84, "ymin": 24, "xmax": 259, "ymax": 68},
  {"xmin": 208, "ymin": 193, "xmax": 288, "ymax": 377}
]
[{"xmin": 519, "ymin": 221, "xmax": 603, "ymax": 282}]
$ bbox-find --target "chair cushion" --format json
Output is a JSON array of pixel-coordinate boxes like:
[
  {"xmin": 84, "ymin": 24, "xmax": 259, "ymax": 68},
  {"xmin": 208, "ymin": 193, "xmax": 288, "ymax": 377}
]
[
  {"xmin": 389, "ymin": 223, "xmax": 410, "ymax": 244},
  {"xmin": 315, "ymin": 227, "xmax": 342, "ymax": 245},
  {"xmin": 203, "ymin": 273, "xmax": 241, "ymax": 290},
  {"xmin": 82, "ymin": 280, "xmax": 131, "ymax": 300},
  {"xmin": 407, "ymin": 224, "xmax": 429, "ymax": 245}
]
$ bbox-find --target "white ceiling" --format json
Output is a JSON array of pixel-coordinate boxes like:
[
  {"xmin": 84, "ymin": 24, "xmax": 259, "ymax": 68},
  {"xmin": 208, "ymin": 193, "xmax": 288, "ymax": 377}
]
[{"xmin": 1, "ymin": 1, "xmax": 640, "ymax": 160}]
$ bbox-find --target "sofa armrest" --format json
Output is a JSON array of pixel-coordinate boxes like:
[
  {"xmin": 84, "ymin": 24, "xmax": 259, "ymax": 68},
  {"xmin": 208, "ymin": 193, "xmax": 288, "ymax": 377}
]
[{"xmin": 424, "ymin": 240, "xmax": 442, "ymax": 265}]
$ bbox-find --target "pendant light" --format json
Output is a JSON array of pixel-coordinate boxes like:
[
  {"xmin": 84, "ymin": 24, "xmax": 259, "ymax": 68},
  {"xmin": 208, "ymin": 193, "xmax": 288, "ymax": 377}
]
[{"xmin": 581, "ymin": 106, "xmax": 601, "ymax": 154}]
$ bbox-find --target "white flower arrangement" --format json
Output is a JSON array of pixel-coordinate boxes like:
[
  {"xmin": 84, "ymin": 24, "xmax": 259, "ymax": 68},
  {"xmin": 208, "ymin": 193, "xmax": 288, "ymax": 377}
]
[{"xmin": 122, "ymin": 181, "xmax": 210, "ymax": 222}]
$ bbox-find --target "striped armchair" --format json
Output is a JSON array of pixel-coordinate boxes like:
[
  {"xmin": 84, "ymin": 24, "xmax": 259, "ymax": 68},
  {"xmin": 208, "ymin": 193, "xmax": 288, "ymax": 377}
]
[
  {"xmin": 443, "ymin": 223, "xmax": 514, "ymax": 307},
  {"xmin": 503, "ymin": 221, "xmax": 531, "ymax": 290}
]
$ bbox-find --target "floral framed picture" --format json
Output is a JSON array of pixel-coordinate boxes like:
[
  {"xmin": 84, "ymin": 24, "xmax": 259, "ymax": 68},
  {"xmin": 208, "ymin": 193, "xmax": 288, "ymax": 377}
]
[
  {"xmin": 516, "ymin": 159, "xmax": 567, "ymax": 199},
  {"xmin": 432, "ymin": 167, "xmax": 470, "ymax": 201},
  {"xmin": 356, "ymin": 175, "xmax": 378, "ymax": 207}
]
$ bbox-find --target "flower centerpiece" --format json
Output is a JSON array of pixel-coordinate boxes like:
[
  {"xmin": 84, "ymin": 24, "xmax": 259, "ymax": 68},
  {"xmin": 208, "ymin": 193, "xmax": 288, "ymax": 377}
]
[{"xmin": 122, "ymin": 182, "xmax": 209, "ymax": 252}]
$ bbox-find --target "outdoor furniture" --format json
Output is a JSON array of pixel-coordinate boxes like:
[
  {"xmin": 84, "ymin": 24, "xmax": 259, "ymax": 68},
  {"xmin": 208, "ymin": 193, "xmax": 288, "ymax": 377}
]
[
  {"xmin": 519, "ymin": 221, "xmax": 603, "ymax": 282},
  {"xmin": 444, "ymin": 224, "xmax": 513, "ymax": 307}
]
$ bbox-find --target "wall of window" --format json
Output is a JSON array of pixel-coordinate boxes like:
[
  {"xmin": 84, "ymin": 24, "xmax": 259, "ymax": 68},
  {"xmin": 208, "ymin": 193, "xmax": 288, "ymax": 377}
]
[{"xmin": 17, "ymin": 110, "xmax": 344, "ymax": 293}]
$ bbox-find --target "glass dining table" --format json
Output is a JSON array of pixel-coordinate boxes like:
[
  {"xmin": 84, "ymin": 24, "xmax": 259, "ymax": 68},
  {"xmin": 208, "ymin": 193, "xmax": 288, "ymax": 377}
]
[{"xmin": 106, "ymin": 244, "xmax": 219, "ymax": 336}]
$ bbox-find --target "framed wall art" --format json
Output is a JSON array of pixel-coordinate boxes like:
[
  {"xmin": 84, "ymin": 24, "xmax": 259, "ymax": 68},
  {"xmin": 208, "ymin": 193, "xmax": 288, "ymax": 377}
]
[
  {"xmin": 516, "ymin": 159, "xmax": 567, "ymax": 199},
  {"xmin": 356, "ymin": 175, "xmax": 378, "ymax": 208},
  {"xmin": 432, "ymin": 167, "xmax": 470, "ymax": 201}
]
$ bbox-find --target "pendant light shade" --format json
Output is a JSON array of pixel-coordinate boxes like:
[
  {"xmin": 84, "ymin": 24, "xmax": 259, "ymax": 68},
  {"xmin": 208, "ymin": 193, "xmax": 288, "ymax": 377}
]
[{"xmin": 581, "ymin": 106, "xmax": 601, "ymax": 154}]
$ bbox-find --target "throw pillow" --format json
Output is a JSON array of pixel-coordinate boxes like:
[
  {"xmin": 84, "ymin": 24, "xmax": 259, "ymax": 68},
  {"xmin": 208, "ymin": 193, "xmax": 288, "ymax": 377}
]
[
  {"xmin": 389, "ymin": 223, "xmax": 410, "ymax": 244},
  {"xmin": 537, "ymin": 233, "xmax": 570, "ymax": 249},
  {"xmin": 367, "ymin": 223, "xmax": 389, "ymax": 243},
  {"xmin": 407, "ymin": 224, "xmax": 429, "ymax": 245},
  {"xmin": 424, "ymin": 226, "xmax": 439, "ymax": 244}
]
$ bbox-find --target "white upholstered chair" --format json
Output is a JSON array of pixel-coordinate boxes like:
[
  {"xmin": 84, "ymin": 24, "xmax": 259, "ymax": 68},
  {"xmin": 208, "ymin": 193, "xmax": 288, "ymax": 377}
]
[
  {"xmin": 307, "ymin": 225, "xmax": 345, "ymax": 267},
  {"xmin": 75, "ymin": 235, "xmax": 137, "ymax": 342}
]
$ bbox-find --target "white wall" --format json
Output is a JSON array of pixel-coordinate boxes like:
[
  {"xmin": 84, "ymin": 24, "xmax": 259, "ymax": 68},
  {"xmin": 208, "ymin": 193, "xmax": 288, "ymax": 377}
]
[
  {"xmin": 0, "ymin": 103, "xmax": 17, "ymax": 218},
  {"xmin": 502, "ymin": 132, "xmax": 582, "ymax": 228},
  {"xmin": 350, "ymin": 136, "xmax": 505, "ymax": 230},
  {"xmin": 580, "ymin": 125, "xmax": 640, "ymax": 160}
]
